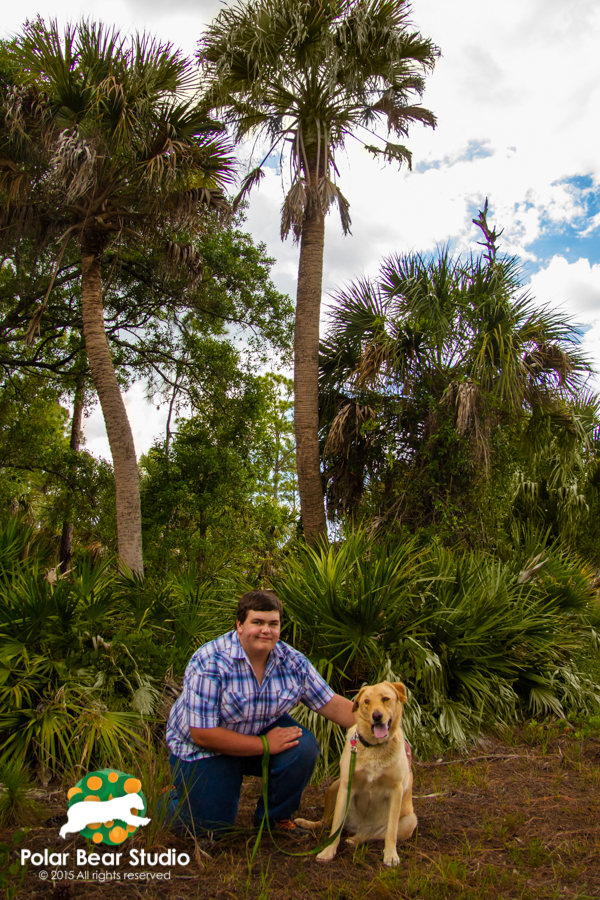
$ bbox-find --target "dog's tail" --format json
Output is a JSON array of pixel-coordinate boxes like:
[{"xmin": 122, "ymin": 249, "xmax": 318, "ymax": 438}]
[{"xmin": 293, "ymin": 817, "xmax": 323, "ymax": 830}]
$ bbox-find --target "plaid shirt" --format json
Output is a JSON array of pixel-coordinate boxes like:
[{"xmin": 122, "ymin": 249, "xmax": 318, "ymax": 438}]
[{"xmin": 167, "ymin": 631, "xmax": 335, "ymax": 761}]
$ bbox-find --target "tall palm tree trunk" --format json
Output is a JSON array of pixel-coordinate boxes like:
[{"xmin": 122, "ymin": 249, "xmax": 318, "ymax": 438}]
[
  {"xmin": 59, "ymin": 373, "xmax": 85, "ymax": 573},
  {"xmin": 80, "ymin": 232, "xmax": 144, "ymax": 575},
  {"xmin": 295, "ymin": 199, "xmax": 327, "ymax": 545}
]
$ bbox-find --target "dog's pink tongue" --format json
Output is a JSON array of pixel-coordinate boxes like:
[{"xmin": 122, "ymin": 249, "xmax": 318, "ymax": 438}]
[{"xmin": 373, "ymin": 722, "xmax": 389, "ymax": 739}]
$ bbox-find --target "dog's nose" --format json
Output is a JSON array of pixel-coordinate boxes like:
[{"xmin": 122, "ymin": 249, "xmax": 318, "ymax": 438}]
[{"xmin": 372, "ymin": 711, "xmax": 383, "ymax": 722}]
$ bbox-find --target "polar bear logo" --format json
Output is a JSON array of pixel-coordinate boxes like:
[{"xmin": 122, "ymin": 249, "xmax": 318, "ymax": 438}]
[
  {"xmin": 62, "ymin": 769, "xmax": 150, "ymax": 845},
  {"xmin": 60, "ymin": 793, "xmax": 151, "ymax": 839}
]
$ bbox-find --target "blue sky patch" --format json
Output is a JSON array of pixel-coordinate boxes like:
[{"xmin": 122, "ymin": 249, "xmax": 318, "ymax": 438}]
[
  {"xmin": 263, "ymin": 152, "xmax": 281, "ymax": 175},
  {"xmin": 524, "ymin": 175, "xmax": 600, "ymax": 270}
]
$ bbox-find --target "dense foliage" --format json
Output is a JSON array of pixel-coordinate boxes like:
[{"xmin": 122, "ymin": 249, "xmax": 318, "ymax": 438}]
[
  {"xmin": 141, "ymin": 373, "xmax": 296, "ymax": 575},
  {"xmin": 2, "ymin": 516, "xmax": 599, "ymax": 781},
  {"xmin": 0, "ymin": 516, "xmax": 239, "ymax": 776},
  {"xmin": 277, "ymin": 528, "xmax": 600, "ymax": 763},
  {"xmin": 319, "ymin": 240, "xmax": 600, "ymax": 551}
]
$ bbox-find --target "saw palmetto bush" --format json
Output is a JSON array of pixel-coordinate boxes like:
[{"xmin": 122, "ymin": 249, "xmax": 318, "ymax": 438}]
[
  {"xmin": 276, "ymin": 527, "xmax": 600, "ymax": 764},
  {"xmin": 276, "ymin": 529, "xmax": 426, "ymax": 689},
  {"xmin": 0, "ymin": 516, "xmax": 238, "ymax": 775}
]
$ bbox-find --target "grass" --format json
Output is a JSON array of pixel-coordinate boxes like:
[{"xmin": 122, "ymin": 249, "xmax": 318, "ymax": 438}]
[
  {"xmin": 4, "ymin": 721, "xmax": 600, "ymax": 899},
  {"xmin": 0, "ymin": 760, "xmax": 45, "ymax": 827}
]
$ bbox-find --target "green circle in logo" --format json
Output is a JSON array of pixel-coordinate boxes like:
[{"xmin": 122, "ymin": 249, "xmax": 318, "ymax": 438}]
[{"xmin": 66, "ymin": 768, "xmax": 147, "ymax": 846}]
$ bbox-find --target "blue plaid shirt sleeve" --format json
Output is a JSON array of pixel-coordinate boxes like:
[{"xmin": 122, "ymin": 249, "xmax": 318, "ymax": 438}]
[
  {"xmin": 183, "ymin": 668, "xmax": 221, "ymax": 730},
  {"xmin": 298, "ymin": 658, "xmax": 335, "ymax": 711}
]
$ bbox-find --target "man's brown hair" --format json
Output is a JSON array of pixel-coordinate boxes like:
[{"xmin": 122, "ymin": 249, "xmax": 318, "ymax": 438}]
[{"xmin": 236, "ymin": 590, "xmax": 283, "ymax": 624}]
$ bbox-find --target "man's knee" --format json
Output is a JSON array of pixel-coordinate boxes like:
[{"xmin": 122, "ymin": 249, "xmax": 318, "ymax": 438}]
[
  {"xmin": 298, "ymin": 727, "xmax": 320, "ymax": 767},
  {"xmin": 169, "ymin": 754, "xmax": 243, "ymax": 831}
]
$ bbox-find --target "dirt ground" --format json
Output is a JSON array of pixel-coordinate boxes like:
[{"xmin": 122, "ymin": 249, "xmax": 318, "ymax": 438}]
[{"xmin": 5, "ymin": 723, "xmax": 600, "ymax": 900}]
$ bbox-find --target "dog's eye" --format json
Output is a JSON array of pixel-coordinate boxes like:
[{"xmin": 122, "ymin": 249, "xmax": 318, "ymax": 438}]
[
  {"xmin": 363, "ymin": 699, "xmax": 370, "ymax": 706},
  {"xmin": 382, "ymin": 697, "xmax": 390, "ymax": 702}
]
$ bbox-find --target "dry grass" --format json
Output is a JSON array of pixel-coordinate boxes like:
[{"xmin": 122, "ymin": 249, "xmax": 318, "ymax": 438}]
[{"xmin": 5, "ymin": 725, "xmax": 600, "ymax": 900}]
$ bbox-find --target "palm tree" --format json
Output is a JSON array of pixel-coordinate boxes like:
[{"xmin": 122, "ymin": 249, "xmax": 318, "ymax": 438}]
[
  {"xmin": 1, "ymin": 20, "xmax": 234, "ymax": 573},
  {"xmin": 319, "ymin": 206, "xmax": 594, "ymax": 532},
  {"xmin": 198, "ymin": 0, "xmax": 438, "ymax": 544}
]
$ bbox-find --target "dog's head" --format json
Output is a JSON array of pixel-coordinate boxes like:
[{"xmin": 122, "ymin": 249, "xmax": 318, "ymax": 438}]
[{"xmin": 352, "ymin": 681, "xmax": 407, "ymax": 743}]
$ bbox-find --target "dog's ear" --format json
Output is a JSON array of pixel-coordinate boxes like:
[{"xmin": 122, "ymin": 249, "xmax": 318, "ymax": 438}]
[
  {"xmin": 352, "ymin": 686, "xmax": 367, "ymax": 712},
  {"xmin": 390, "ymin": 682, "xmax": 407, "ymax": 704}
]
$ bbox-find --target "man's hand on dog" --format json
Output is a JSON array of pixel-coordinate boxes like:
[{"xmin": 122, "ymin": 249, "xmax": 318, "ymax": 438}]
[{"xmin": 266, "ymin": 725, "xmax": 303, "ymax": 754}]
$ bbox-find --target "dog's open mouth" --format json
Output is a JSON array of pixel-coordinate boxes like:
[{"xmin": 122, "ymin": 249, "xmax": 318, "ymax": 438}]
[{"xmin": 372, "ymin": 718, "xmax": 392, "ymax": 740}]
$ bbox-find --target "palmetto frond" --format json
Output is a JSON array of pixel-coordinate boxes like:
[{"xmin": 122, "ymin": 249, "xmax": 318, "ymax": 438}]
[
  {"xmin": 49, "ymin": 128, "xmax": 97, "ymax": 202},
  {"xmin": 324, "ymin": 273, "xmax": 429, "ymax": 391},
  {"xmin": 165, "ymin": 241, "xmax": 204, "ymax": 287},
  {"xmin": 324, "ymin": 400, "xmax": 376, "ymax": 457},
  {"xmin": 319, "ymin": 175, "xmax": 351, "ymax": 233},
  {"xmin": 167, "ymin": 187, "xmax": 231, "ymax": 228}
]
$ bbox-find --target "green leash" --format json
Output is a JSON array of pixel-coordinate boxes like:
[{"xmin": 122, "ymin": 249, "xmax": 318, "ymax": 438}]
[{"xmin": 250, "ymin": 732, "xmax": 358, "ymax": 860}]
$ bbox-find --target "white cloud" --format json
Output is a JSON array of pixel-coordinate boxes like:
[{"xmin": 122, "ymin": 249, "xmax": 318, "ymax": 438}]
[
  {"xmin": 529, "ymin": 256, "xmax": 600, "ymax": 385},
  {"xmin": 529, "ymin": 256, "xmax": 600, "ymax": 323}
]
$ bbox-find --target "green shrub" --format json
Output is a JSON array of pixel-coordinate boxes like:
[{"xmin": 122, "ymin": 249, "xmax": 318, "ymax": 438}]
[
  {"xmin": 2, "ymin": 514, "xmax": 599, "ymax": 777},
  {"xmin": 0, "ymin": 516, "xmax": 239, "ymax": 773},
  {"xmin": 275, "ymin": 527, "xmax": 600, "ymax": 763}
]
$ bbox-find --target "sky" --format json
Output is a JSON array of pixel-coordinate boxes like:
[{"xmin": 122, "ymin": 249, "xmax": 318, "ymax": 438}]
[{"xmin": 4, "ymin": 0, "xmax": 600, "ymax": 460}]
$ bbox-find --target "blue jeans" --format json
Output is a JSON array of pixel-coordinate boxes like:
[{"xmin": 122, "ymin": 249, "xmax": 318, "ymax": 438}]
[{"xmin": 168, "ymin": 714, "xmax": 320, "ymax": 836}]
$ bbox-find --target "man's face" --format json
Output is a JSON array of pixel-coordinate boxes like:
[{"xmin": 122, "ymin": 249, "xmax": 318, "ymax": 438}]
[{"xmin": 236, "ymin": 609, "xmax": 281, "ymax": 657}]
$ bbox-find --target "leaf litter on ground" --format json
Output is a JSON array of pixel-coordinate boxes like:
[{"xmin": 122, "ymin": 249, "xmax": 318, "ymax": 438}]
[{"xmin": 5, "ymin": 723, "xmax": 600, "ymax": 900}]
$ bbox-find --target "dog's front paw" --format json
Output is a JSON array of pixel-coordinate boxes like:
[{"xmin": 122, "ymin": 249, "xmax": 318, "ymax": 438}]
[
  {"xmin": 316, "ymin": 846, "xmax": 337, "ymax": 863},
  {"xmin": 383, "ymin": 850, "xmax": 400, "ymax": 867}
]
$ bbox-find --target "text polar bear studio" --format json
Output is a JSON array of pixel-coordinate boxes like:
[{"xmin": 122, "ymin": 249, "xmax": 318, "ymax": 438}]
[{"xmin": 62, "ymin": 769, "xmax": 150, "ymax": 845}]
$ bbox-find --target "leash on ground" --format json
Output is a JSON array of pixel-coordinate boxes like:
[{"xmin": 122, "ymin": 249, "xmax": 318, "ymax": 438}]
[{"xmin": 250, "ymin": 732, "xmax": 358, "ymax": 862}]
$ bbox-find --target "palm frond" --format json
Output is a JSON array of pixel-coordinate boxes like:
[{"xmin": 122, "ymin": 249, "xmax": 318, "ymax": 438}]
[
  {"xmin": 165, "ymin": 241, "xmax": 204, "ymax": 287},
  {"xmin": 280, "ymin": 178, "xmax": 307, "ymax": 241},
  {"xmin": 233, "ymin": 164, "xmax": 266, "ymax": 212},
  {"xmin": 363, "ymin": 141, "xmax": 413, "ymax": 169}
]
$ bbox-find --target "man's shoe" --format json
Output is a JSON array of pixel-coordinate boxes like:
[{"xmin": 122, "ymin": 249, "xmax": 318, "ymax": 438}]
[{"xmin": 273, "ymin": 819, "xmax": 311, "ymax": 839}]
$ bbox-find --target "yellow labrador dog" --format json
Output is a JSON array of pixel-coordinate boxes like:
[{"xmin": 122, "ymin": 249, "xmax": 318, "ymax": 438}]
[{"xmin": 295, "ymin": 681, "xmax": 416, "ymax": 867}]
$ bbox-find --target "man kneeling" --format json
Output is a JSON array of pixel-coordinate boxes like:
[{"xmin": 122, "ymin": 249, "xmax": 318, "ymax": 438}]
[{"xmin": 166, "ymin": 590, "xmax": 355, "ymax": 839}]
